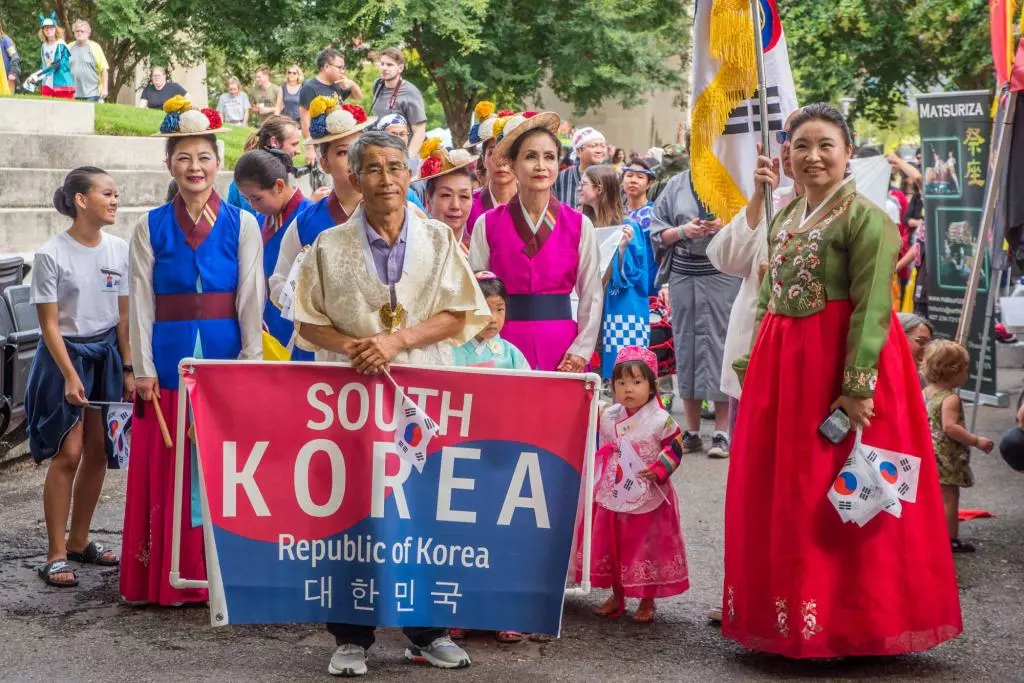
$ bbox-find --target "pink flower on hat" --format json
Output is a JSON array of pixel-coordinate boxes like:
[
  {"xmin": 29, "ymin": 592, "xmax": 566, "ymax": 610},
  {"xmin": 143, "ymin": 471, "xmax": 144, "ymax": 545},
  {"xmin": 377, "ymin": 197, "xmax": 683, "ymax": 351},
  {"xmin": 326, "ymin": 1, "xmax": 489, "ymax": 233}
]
[{"xmin": 615, "ymin": 346, "xmax": 658, "ymax": 377}]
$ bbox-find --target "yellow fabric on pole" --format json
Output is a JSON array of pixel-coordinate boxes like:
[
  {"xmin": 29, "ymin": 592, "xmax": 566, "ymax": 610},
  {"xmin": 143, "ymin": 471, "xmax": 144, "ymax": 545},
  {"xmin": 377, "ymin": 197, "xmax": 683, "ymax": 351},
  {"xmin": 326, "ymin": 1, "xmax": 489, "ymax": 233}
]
[
  {"xmin": 901, "ymin": 267, "xmax": 917, "ymax": 313},
  {"xmin": 262, "ymin": 330, "xmax": 290, "ymax": 361},
  {"xmin": 690, "ymin": 0, "xmax": 758, "ymax": 221},
  {"xmin": 0, "ymin": 58, "xmax": 10, "ymax": 97}
]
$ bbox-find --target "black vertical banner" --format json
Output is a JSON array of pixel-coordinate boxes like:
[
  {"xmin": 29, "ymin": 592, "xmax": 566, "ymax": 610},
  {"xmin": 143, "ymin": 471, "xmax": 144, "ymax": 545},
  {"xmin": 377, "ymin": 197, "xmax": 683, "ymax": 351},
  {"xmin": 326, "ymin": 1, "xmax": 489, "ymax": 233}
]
[{"xmin": 916, "ymin": 90, "xmax": 997, "ymax": 398}]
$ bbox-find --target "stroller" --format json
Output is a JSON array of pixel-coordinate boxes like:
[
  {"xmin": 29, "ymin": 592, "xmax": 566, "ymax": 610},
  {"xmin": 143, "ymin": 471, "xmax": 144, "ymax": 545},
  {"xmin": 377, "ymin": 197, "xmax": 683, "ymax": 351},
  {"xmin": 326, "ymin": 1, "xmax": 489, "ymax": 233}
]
[{"xmin": 648, "ymin": 293, "xmax": 676, "ymax": 411}]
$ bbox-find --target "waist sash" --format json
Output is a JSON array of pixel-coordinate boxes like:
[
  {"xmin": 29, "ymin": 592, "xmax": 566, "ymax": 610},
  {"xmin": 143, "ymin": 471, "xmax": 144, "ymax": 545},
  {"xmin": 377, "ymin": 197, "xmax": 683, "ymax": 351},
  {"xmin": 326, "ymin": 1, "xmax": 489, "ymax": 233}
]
[
  {"xmin": 155, "ymin": 292, "xmax": 237, "ymax": 322},
  {"xmin": 506, "ymin": 294, "xmax": 573, "ymax": 322}
]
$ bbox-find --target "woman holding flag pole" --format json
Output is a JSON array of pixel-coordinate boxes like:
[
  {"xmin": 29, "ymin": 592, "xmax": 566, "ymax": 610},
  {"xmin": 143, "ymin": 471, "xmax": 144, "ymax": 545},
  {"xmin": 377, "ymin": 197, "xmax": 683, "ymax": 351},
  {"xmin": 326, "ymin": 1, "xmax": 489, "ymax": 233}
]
[
  {"xmin": 723, "ymin": 103, "xmax": 961, "ymax": 658},
  {"xmin": 121, "ymin": 99, "xmax": 265, "ymax": 606}
]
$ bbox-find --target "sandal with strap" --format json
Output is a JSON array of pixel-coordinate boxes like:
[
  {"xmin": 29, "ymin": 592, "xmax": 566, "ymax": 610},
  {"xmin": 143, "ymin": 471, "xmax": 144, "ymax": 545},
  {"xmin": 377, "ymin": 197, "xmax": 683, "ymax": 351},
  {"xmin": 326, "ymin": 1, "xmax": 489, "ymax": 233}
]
[
  {"xmin": 496, "ymin": 630, "xmax": 524, "ymax": 643},
  {"xmin": 67, "ymin": 541, "xmax": 119, "ymax": 566},
  {"xmin": 38, "ymin": 559, "xmax": 78, "ymax": 587}
]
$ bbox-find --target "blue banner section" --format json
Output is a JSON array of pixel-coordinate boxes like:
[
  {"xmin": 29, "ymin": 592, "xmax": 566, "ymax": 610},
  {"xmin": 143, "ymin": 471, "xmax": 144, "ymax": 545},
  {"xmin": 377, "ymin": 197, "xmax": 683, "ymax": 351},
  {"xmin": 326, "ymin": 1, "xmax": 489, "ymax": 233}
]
[{"xmin": 211, "ymin": 440, "xmax": 580, "ymax": 634}]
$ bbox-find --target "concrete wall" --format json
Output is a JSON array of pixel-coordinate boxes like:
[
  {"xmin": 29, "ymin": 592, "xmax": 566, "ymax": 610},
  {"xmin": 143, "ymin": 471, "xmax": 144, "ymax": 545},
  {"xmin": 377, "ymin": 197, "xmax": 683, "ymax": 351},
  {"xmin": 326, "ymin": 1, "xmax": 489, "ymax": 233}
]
[{"xmin": 530, "ymin": 86, "xmax": 687, "ymax": 155}]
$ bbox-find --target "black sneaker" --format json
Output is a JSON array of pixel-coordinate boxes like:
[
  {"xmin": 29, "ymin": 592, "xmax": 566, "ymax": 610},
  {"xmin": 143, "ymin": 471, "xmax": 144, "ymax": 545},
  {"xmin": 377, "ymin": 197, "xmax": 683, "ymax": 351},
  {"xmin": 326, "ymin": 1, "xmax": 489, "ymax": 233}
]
[
  {"xmin": 708, "ymin": 433, "xmax": 730, "ymax": 459},
  {"xmin": 951, "ymin": 538, "xmax": 976, "ymax": 554},
  {"xmin": 682, "ymin": 432, "xmax": 703, "ymax": 454}
]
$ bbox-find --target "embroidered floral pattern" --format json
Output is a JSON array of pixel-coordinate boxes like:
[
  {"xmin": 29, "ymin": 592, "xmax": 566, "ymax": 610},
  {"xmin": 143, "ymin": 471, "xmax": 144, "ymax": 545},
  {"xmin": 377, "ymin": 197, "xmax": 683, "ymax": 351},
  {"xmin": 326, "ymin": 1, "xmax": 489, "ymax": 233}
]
[
  {"xmin": 843, "ymin": 366, "xmax": 879, "ymax": 396},
  {"xmin": 727, "ymin": 585, "xmax": 735, "ymax": 622},
  {"xmin": 775, "ymin": 597, "xmax": 789, "ymax": 637},
  {"xmin": 767, "ymin": 194, "xmax": 855, "ymax": 317},
  {"xmin": 801, "ymin": 599, "xmax": 823, "ymax": 640}
]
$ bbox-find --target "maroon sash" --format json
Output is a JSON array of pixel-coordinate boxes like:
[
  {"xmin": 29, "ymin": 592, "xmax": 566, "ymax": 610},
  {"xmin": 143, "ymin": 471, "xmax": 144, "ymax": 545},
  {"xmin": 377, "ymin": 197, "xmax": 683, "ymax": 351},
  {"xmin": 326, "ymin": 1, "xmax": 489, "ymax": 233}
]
[
  {"xmin": 327, "ymin": 191, "xmax": 351, "ymax": 225},
  {"xmin": 509, "ymin": 193, "xmax": 560, "ymax": 258},
  {"xmin": 173, "ymin": 191, "xmax": 221, "ymax": 250},
  {"xmin": 261, "ymin": 189, "xmax": 305, "ymax": 244}
]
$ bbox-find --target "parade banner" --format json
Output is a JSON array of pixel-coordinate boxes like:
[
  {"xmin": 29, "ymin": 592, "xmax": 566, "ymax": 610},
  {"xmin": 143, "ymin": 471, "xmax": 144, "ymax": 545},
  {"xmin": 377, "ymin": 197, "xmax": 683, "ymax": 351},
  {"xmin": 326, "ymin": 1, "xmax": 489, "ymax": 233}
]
[
  {"xmin": 917, "ymin": 91, "xmax": 997, "ymax": 397},
  {"xmin": 180, "ymin": 362, "xmax": 597, "ymax": 635}
]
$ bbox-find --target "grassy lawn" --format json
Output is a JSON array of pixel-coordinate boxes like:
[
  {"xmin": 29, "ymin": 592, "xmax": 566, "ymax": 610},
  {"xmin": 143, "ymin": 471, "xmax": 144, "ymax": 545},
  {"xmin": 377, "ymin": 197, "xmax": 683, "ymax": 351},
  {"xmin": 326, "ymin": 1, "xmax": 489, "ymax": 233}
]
[
  {"xmin": 95, "ymin": 103, "xmax": 254, "ymax": 168},
  {"xmin": 2, "ymin": 94, "xmax": 253, "ymax": 168}
]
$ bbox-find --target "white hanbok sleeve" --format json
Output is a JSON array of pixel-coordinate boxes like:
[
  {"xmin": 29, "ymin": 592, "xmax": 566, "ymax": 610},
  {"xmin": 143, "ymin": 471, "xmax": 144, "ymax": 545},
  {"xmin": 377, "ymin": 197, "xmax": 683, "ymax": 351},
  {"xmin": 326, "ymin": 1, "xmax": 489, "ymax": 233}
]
[
  {"xmin": 568, "ymin": 215, "xmax": 603, "ymax": 359},
  {"xmin": 468, "ymin": 214, "xmax": 490, "ymax": 271},
  {"xmin": 269, "ymin": 221, "xmax": 301, "ymax": 308},
  {"xmin": 128, "ymin": 214, "xmax": 157, "ymax": 379},
  {"xmin": 236, "ymin": 212, "xmax": 266, "ymax": 360},
  {"xmin": 706, "ymin": 211, "xmax": 766, "ymax": 278}
]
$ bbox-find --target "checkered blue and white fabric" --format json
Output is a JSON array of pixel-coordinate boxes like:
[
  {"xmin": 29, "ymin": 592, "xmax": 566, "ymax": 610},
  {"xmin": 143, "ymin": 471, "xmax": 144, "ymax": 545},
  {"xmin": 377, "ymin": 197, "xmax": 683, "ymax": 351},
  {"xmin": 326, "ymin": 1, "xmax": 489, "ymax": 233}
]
[{"xmin": 602, "ymin": 314, "xmax": 649, "ymax": 352}]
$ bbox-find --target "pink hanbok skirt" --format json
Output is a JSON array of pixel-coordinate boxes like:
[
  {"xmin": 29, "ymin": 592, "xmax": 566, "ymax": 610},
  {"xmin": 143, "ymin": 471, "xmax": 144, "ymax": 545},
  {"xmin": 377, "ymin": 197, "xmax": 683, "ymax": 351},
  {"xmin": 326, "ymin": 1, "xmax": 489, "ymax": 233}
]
[
  {"xmin": 120, "ymin": 390, "xmax": 208, "ymax": 606},
  {"xmin": 574, "ymin": 490, "xmax": 690, "ymax": 599},
  {"xmin": 502, "ymin": 319, "xmax": 577, "ymax": 371}
]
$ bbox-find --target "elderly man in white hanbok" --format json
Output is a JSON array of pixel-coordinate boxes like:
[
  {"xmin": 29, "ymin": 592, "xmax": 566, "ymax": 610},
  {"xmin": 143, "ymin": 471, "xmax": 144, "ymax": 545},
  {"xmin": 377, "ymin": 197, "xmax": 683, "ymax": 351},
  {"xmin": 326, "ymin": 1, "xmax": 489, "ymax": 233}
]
[{"xmin": 291, "ymin": 130, "xmax": 489, "ymax": 676}]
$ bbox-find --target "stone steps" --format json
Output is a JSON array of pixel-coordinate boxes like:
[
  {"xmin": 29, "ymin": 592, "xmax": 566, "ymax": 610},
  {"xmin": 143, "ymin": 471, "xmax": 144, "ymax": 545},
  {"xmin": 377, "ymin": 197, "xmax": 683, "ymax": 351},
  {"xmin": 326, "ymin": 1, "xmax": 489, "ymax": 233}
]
[
  {"xmin": 0, "ymin": 131, "xmax": 171, "ymax": 170},
  {"xmin": 0, "ymin": 98, "xmax": 94, "ymax": 135},
  {"xmin": 0, "ymin": 206, "xmax": 145, "ymax": 254},
  {"xmin": 1, "ymin": 167, "xmax": 179, "ymax": 208}
]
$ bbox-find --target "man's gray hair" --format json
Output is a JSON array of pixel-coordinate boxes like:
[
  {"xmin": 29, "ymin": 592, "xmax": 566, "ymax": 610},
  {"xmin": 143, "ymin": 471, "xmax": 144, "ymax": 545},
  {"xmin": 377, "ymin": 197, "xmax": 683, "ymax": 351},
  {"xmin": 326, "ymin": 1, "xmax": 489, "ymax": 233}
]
[
  {"xmin": 898, "ymin": 312, "xmax": 933, "ymax": 335},
  {"xmin": 72, "ymin": 19, "xmax": 91, "ymax": 31},
  {"xmin": 348, "ymin": 131, "xmax": 410, "ymax": 176}
]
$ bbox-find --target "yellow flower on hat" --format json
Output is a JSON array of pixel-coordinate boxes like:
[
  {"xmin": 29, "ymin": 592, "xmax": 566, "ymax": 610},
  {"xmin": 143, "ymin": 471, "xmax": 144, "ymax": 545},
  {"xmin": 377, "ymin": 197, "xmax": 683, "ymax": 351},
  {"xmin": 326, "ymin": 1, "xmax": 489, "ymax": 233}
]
[
  {"xmin": 492, "ymin": 117, "xmax": 509, "ymax": 139},
  {"xmin": 162, "ymin": 95, "xmax": 190, "ymax": 114},
  {"xmin": 474, "ymin": 100, "xmax": 496, "ymax": 120},
  {"xmin": 420, "ymin": 137, "xmax": 442, "ymax": 160},
  {"xmin": 308, "ymin": 95, "xmax": 338, "ymax": 120}
]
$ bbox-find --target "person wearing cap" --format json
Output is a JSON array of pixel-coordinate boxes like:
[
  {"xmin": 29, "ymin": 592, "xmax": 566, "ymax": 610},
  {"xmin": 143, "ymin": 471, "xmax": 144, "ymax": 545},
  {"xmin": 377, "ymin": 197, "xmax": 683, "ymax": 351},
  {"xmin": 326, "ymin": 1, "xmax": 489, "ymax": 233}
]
[
  {"xmin": 417, "ymin": 137, "xmax": 477, "ymax": 255},
  {"xmin": 269, "ymin": 100, "xmax": 376, "ymax": 360},
  {"xmin": 651, "ymin": 162, "xmax": 740, "ymax": 459},
  {"xmin": 468, "ymin": 111, "xmax": 603, "ymax": 372},
  {"xmin": 464, "ymin": 102, "xmax": 518, "ymax": 239},
  {"xmin": 291, "ymin": 129, "xmax": 488, "ymax": 676},
  {"xmin": 553, "ymin": 126, "xmax": 608, "ymax": 209},
  {"xmin": 121, "ymin": 98, "xmax": 264, "ymax": 606},
  {"xmin": 35, "ymin": 14, "xmax": 73, "ymax": 99}
]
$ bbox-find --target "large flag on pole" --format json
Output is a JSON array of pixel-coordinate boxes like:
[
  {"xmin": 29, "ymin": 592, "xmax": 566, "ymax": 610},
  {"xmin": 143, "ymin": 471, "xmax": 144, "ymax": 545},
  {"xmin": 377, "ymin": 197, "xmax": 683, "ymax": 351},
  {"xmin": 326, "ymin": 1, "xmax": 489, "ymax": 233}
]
[{"xmin": 689, "ymin": 0, "xmax": 799, "ymax": 221}]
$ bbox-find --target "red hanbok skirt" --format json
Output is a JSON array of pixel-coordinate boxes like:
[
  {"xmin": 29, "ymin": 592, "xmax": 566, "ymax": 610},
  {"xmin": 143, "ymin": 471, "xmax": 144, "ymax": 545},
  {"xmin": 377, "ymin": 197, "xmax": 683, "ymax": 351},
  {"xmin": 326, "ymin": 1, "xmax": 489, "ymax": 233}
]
[
  {"xmin": 120, "ymin": 390, "xmax": 208, "ymax": 606},
  {"xmin": 723, "ymin": 300, "xmax": 961, "ymax": 658}
]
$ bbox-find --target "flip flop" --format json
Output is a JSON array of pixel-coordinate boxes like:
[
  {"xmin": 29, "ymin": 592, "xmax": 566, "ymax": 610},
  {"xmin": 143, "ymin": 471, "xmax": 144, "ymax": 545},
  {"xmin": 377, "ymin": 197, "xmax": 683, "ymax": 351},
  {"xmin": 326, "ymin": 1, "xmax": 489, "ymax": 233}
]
[
  {"xmin": 67, "ymin": 541, "xmax": 119, "ymax": 566},
  {"xmin": 38, "ymin": 559, "xmax": 78, "ymax": 587},
  {"xmin": 496, "ymin": 630, "xmax": 524, "ymax": 643}
]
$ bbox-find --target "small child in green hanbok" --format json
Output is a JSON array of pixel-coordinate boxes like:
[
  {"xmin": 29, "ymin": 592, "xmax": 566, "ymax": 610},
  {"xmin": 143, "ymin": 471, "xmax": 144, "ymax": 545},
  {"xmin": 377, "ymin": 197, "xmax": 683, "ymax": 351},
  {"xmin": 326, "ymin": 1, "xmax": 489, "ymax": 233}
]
[{"xmin": 452, "ymin": 272, "xmax": 530, "ymax": 371}]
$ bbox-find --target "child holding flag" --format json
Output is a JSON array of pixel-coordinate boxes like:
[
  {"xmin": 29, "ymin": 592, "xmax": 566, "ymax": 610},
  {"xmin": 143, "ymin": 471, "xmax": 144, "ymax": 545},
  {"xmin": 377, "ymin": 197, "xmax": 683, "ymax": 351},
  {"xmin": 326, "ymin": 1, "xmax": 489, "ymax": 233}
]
[
  {"xmin": 575, "ymin": 346, "xmax": 689, "ymax": 622},
  {"xmin": 922, "ymin": 340, "xmax": 994, "ymax": 553}
]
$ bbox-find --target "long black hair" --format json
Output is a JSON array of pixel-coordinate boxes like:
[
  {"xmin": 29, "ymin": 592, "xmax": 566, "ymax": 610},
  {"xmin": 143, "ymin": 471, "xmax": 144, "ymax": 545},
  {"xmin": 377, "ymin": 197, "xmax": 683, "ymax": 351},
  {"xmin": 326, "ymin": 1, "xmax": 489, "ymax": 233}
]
[
  {"xmin": 233, "ymin": 148, "xmax": 294, "ymax": 189},
  {"xmin": 53, "ymin": 166, "xmax": 110, "ymax": 218}
]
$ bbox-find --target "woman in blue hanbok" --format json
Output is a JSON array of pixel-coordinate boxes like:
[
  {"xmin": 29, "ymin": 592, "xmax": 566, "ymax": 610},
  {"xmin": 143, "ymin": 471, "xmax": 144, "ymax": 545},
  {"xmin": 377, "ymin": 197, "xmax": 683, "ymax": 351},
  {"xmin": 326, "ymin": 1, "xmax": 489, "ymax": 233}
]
[{"xmin": 580, "ymin": 165, "xmax": 650, "ymax": 380}]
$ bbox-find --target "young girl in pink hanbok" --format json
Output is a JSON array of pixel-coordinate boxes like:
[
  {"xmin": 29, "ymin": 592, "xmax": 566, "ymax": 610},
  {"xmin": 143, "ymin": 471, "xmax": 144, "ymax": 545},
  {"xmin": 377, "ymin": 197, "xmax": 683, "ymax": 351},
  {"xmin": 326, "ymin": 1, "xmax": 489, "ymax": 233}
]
[{"xmin": 575, "ymin": 346, "xmax": 689, "ymax": 622}]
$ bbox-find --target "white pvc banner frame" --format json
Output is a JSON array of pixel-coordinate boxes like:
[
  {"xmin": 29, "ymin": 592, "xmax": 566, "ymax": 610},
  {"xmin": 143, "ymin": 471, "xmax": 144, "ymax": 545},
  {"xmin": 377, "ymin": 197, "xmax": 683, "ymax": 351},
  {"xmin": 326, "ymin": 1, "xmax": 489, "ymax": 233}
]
[{"xmin": 168, "ymin": 359, "xmax": 599, "ymax": 625}]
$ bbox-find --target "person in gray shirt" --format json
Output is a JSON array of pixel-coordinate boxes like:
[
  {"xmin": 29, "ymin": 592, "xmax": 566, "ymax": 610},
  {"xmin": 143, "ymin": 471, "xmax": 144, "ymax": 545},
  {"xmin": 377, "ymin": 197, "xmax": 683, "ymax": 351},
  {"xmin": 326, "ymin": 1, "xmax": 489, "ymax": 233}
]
[
  {"xmin": 370, "ymin": 47, "xmax": 428, "ymax": 163},
  {"xmin": 68, "ymin": 20, "xmax": 108, "ymax": 102}
]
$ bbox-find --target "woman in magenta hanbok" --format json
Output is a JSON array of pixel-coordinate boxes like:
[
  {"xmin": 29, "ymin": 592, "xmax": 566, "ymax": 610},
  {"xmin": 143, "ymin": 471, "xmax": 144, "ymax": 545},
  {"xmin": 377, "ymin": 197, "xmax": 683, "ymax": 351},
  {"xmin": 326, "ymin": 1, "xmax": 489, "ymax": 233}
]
[{"xmin": 468, "ymin": 111, "xmax": 602, "ymax": 371}]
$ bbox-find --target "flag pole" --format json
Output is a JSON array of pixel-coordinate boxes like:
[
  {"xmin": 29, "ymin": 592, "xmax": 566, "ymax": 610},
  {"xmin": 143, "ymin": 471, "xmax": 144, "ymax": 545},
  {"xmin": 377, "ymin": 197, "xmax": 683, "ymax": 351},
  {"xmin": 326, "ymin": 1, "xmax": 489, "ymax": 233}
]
[{"xmin": 750, "ymin": 0, "xmax": 774, "ymax": 226}]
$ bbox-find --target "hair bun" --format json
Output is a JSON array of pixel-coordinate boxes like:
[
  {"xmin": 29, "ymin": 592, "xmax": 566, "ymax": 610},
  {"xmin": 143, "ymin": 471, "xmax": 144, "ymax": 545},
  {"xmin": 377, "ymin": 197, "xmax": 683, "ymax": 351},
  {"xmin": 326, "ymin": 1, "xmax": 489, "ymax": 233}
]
[
  {"xmin": 265, "ymin": 147, "xmax": 295, "ymax": 175},
  {"xmin": 52, "ymin": 187, "xmax": 76, "ymax": 217}
]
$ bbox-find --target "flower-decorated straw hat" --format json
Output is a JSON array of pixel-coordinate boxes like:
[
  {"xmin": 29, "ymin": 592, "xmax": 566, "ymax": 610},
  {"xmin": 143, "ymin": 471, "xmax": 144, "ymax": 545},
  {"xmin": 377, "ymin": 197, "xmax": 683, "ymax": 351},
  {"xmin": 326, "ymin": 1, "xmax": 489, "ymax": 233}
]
[
  {"xmin": 304, "ymin": 96, "xmax": 377, "ymax": 146},
  {"xmin": 492, "ymin": 111, "xmax": 561, "ymax": 160},
  {"xmin": 413, "ymin": 137, "xmax": 478, "ymax": 183},
  {"xmin": 153, "ymin": 96, "xmax": 227, "ymax": 137}
]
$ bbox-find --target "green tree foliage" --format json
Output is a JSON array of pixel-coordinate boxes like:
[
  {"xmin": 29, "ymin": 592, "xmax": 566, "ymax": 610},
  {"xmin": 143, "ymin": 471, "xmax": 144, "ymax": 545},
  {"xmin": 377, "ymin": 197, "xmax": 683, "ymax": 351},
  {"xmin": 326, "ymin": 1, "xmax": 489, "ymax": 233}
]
[{"xmin": 780, "ymin": 0, "xmax": 994, "ymax": 126}]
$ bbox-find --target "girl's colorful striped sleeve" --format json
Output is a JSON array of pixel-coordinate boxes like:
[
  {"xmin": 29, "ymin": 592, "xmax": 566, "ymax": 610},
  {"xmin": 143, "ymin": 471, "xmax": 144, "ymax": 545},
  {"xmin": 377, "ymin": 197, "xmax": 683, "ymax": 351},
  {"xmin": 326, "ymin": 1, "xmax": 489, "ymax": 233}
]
[{"xmin": 649, "ymin": 416, "xmax": 684, "ymax": 482}]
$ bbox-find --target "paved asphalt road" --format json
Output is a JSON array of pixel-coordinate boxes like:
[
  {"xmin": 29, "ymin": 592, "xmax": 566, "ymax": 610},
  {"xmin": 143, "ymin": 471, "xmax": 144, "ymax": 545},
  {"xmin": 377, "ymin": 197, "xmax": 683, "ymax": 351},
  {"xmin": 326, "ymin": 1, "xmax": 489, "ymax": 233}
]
[{"xmin": 1, "ymin": 377, "xmax": 1023, "ymax": 683}]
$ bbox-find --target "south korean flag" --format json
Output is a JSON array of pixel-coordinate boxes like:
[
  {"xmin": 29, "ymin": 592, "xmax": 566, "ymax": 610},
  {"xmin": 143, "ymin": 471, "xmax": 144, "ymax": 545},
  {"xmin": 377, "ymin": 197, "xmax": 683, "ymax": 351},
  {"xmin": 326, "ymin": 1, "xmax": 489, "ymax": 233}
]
[
  {"xmin": 862, "ymin": 445, "xmax": 922, "ymax": 503},
  {"xmin": 609, "ymin": 439, "xmax": 648, "ymax": 507},
  {"xmin": 390, "ymin": 379, "xmax": 440, "ymax": 473}
]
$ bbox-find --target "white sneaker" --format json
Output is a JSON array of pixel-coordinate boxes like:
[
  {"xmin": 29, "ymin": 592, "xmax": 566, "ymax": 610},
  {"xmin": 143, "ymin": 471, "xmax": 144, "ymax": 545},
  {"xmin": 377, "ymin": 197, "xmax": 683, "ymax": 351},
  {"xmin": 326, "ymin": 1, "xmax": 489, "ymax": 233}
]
[
  {"xmin": 328, "ymin": 644, "xmax": 368, "ymax": 677},
  {"xmin": 404, "ymin": 636, "xmax": 472, "ymax": 669}
]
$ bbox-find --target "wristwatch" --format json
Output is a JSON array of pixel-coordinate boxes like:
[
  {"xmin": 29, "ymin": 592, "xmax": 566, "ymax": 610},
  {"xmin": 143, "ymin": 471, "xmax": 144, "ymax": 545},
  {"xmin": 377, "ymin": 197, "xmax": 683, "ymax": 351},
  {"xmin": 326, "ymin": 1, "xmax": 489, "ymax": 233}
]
[{"xmin": 123, "ymin": 365, "xmax": 134, "ymax": 373}]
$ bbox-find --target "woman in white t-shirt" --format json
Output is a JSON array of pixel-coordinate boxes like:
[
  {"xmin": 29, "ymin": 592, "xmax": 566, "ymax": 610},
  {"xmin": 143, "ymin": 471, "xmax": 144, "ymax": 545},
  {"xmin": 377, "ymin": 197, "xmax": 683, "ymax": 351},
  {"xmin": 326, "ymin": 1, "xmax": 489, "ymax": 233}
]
[{"xmin": 25, "ymin": 166, "xmax": 132, "ymax": 588}]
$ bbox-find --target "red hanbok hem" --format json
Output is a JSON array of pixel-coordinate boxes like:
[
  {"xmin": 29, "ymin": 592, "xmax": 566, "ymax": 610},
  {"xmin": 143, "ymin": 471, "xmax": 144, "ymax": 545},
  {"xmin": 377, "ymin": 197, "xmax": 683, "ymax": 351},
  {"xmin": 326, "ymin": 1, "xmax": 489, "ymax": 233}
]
[
  {"xmin": 723, "ymin": 301, "xmax": 961, "ymax": 659},
  {"xmin": 120, "ymin": 389, "xmax": 208, "ymax": 606}
]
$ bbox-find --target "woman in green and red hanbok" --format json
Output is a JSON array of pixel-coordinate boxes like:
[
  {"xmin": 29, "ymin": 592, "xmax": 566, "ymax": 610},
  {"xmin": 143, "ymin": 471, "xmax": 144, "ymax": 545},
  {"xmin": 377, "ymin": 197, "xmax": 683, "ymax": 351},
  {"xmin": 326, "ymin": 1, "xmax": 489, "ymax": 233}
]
[{"xmin": 723, "ymin": 104, "xmax": 961, "ymax": 659}]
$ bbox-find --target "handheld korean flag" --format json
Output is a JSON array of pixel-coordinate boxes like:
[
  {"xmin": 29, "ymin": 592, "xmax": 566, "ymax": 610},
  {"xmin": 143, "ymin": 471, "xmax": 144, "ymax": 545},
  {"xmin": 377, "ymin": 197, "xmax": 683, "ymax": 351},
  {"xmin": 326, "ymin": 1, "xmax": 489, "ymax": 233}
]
[
  {"xmin": 828, "ymin": 450, "xmax": 890, "ymax": 526},
  {"xmin": 278, "ymin": 248, "xmax": 308, "ymax": 322},
  {"xmin": 387, "ymin": 374, "xmax": 440, "ymax": 473},
  {"xmin": 103, "ymin": 402, "xmax": 133, "ymax": 470},
  {"xmin": 862, "ymin": 444, "xmax": 922, "ymax": 503},
  {"xmin": 609, "ymin": 439, "xmax": 649, "ymax": 507}
]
